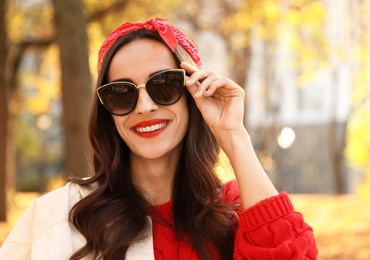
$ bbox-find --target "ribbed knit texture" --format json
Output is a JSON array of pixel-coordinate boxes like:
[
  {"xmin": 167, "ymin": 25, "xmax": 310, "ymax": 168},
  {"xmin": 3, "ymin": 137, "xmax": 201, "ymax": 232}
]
[
  {"xmin": 149, "ymin": 180, "xmax": 318, "ymax": 260},
  {"xmin": 151, "ymin": 201, "xmax": 201, "ymax": 259}
]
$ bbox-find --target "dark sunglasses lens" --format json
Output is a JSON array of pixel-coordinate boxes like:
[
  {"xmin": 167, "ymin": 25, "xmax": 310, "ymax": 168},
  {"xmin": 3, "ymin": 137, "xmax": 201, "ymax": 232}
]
[
  {"xmin": 146, "ymin": 71, "xmax": 184, "ymax": 105},
  {"xmin": 99, "ymin": 83, "xmax": 137, "ymax": 115}
]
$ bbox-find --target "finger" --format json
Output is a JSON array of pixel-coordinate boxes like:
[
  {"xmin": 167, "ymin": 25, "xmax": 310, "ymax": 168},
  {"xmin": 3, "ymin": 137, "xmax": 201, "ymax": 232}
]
[
  {"xmin": 187, "ymin": 69, "xmax": 217, "ymax": 98},
  {"xmin": 180, "ymin": 62, "xmax": 203, "ymax": 93},
  {"xmin": 186, "ymin": 68, "xmax": 214, "ymax": 86},
  {"xmin": 180, "ymin": 62, "xmax": 199, "ymax": 75},
  {"xmin": 181, "ymin": 62, "xmax": 214, "ymax": 84},
  {"xmin": 196, "ymin": 73, "xmax": 223, "ymax": 97},
  {"xmin": 185, "ymin": 78, "xmax": 200, "ymax": 98}
]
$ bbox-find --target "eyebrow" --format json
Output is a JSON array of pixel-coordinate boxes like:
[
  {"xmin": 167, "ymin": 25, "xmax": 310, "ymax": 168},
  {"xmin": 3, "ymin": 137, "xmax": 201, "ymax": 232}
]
[{"xmin": 110, "ymin": 69, "xmax": 171, "ymax": 83}]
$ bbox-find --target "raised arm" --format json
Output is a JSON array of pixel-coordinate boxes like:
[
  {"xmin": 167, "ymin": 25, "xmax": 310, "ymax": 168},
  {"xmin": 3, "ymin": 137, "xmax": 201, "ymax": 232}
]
[
  {"xmin": 182, "ymin": 62, "xmax": 318, "ymax": 259},
  {"xmin": 181, "ymin": 62, "xmax": 278, "ymax": 208}
]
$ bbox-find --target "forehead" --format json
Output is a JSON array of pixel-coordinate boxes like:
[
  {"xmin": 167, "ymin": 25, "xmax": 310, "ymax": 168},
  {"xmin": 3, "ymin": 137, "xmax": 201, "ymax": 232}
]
[{"xmin": 107, "ymin": 39, "xmax": 178, "ymax": 82}]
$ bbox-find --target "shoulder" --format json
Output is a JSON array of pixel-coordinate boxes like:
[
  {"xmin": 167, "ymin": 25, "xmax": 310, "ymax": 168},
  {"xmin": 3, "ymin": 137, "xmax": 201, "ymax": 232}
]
[
  {"xmin": 34, "ymin": 181, "xmax": 97, "ymax": 228},
  {"xmin": 0, "ymin": 182, "xmax": 97, "ymax": 259},
  {"xmin": 33, "ymin": 181, "xmax": 95, "ymax": 213},
  {"xmin": 220, "ymin": 179, "xmax": 241, "ymax": 203},
  {"xmin": 42, "ymin": 181, "xmax": 96, "ymax": 200},
  {"xmin": 5, "ymin": 181, "xmax": 96, "ymax": 239},
  {"xmin": 13, "ymin": 182, "xmax": 96, "ymax": 233}
]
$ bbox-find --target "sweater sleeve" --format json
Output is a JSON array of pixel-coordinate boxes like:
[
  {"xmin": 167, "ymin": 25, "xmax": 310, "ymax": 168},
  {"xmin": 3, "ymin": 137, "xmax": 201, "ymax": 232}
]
[{"xmin": 221, "ymin": 181, "xmax": 318, "ymax": 260}]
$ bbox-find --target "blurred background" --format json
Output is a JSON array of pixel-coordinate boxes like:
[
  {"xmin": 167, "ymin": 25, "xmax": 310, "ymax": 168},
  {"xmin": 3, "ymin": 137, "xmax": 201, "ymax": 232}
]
[{"xmin": 0, "ymin": 0, "xmax": 369, "ymax": 259}]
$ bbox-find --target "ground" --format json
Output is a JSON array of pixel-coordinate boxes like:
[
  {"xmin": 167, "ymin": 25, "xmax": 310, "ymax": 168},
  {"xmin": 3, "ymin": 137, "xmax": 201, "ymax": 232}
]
[{"xmin": 1, "ymin": 192, "xmax": 369, "ymax": 259}]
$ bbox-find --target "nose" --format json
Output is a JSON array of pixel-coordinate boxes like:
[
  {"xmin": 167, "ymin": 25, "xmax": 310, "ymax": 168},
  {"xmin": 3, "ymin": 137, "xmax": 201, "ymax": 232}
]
[{"xmin": 134, "ymin": 87, "xmax": 159, "ymax": 114}]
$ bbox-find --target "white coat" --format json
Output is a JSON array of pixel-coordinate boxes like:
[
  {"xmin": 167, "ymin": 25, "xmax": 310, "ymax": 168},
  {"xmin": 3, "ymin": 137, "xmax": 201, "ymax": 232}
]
[{"xmin": 0, "ymin": 182, "xmax": 155, "ymax": 260}]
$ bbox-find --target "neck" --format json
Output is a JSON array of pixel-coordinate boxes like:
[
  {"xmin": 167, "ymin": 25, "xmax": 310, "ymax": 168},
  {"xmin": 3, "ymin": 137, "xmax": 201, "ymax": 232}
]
[{"xmin": 130, "ymin": 151, "xmax": 180, "ymax": 205}]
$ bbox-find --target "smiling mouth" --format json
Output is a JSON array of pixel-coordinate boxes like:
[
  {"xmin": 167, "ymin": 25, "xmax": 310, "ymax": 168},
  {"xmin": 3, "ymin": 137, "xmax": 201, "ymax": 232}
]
[{"xmin": 134, "ymin": 122, "xmax": 169, "ymax": 133}]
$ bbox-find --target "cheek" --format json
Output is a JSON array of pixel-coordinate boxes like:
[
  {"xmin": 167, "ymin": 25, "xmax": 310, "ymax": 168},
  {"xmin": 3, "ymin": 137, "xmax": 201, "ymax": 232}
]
[
  {"xmin": 177, "ymin": 99, "xmax": 190, "ymax": 133},
  {"xmin": 112, "ymin": 116, "xmax": 130, "ymax": 139}
]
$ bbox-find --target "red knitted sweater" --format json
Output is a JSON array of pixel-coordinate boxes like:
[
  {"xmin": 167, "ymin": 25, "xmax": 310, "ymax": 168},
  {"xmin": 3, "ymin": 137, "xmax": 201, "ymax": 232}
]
[{"xmin": 149, "ymin": 180, "xmax": 318, "ymax": 259}]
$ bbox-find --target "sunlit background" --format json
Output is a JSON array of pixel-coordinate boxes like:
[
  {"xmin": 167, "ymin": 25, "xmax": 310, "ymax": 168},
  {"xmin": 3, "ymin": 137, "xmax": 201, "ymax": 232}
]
[{"xmin": 1, "ymin": 0, "xmax": 370, "ymax": 259}]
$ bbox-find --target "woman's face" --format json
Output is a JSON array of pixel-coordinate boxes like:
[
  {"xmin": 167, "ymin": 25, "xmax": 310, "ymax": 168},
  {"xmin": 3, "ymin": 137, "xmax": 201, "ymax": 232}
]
[{"xmin": 107, "ymin": 39, "xmax": 189, "ymax": 160}]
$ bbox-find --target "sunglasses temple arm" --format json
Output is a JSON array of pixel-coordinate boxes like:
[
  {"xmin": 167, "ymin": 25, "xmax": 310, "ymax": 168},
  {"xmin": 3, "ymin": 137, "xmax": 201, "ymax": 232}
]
[{"xmin": 96, "ymin": 90, "xmax": 105, "ymax": 105}]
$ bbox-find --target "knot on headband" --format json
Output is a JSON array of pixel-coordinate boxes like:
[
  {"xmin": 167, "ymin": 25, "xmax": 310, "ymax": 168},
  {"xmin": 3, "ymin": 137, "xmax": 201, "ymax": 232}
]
[{"xmin": 97, "ymin": 18, "xmax": 202, "ymax": 72}]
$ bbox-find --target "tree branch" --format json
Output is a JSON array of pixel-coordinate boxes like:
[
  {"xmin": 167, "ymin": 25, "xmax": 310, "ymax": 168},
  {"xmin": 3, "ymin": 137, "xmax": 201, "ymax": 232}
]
[{"xmin": 87, "ymin": 1, "xmax": 129, "ymax": 22}]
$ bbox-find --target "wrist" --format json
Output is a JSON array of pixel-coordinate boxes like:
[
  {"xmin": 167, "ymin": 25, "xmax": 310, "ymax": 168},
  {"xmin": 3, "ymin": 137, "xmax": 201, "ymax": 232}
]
[{"xmin": 215, "ymin": 128, "xmax": 251, "ymax": 156}]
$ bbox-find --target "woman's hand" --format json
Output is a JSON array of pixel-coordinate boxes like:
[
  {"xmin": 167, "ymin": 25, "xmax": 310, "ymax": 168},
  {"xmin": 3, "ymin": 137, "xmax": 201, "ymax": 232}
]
[
  {"xmin": 182, "ymin": 62, "xmax": 279, "ymax": 207},
  {"xmin": 181, "ymin": 62, "xmax": 246, "ymax": 138}
]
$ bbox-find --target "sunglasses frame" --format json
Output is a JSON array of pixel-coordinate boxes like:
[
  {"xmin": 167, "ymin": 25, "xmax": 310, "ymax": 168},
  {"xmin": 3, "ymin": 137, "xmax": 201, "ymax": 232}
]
[{"xmin": 97, "ymin": 69, "xmax": 186, "ymax": 116}]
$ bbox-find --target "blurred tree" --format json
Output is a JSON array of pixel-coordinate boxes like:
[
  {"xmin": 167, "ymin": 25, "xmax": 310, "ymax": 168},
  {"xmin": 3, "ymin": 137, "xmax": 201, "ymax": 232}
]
[
  {"xmin": 13, "ymin": 46, "xmax": 64, "ymax": 192},
  {"xmin": 3, "ymin": 0, "xmax": 177, "ymax": 189},
  {"xmin": 52, "ymin": 0, "xmax": 92, "ymax": 178},
  {"xmin": 51, "ymin": 0, "xmax": 176, "ymax": 179},
  {"xmin": 4, "ymin": 0, "xmax": 56, "ymax": 193},
  {"xmin": 173, "ymin": 0, "xmax": 252, "ymax": 123},
  {"xmin": 174, "ymin": 0, "xmax": 326, "ymax": 122},
  {"xmin": 175, "ymin": 0, "xmax": 327, "ymax": 191},
  {"xmin": 346, "ymin": 106, "xmax": 370, "ymax": 198},
  {"xmin": 0, "ymin": 0, "xmax": 7, "ymax": 221},
  {"xmin": 345, "ymin": 0, "xmax": 370, "ymax": 198}
]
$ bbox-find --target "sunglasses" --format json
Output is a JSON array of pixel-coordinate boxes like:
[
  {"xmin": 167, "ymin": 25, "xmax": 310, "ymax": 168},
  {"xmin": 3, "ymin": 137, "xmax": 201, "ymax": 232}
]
[{"xmin": 97, "ymin": 69, "xmax": 186, "ymax": 116}]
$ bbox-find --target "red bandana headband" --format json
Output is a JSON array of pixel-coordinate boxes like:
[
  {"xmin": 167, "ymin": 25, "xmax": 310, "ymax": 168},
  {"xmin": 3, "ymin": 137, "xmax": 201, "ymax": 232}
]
[{"xmin": 97, "ymin": 18, "xmax": 202, "ymax": 73}]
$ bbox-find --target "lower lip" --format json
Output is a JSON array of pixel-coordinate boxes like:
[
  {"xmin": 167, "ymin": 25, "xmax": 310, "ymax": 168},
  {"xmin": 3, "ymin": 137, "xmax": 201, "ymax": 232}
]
[{"xmin": 131, "ymin": 122, "xmax": 170, "ymax": 138}]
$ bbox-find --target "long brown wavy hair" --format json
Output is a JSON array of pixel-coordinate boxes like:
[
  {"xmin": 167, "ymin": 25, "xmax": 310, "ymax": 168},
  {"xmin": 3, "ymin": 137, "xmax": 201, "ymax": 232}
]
[{"xmin": 69, "ymin": 29, "xmax": 239, "ymax": 260}]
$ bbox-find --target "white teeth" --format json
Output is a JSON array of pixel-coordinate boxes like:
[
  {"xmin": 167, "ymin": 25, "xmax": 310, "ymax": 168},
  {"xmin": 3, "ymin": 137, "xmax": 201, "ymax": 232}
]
[{"xmin": 135, "ymin": 122, "xmax": 167, "ymax": 133}]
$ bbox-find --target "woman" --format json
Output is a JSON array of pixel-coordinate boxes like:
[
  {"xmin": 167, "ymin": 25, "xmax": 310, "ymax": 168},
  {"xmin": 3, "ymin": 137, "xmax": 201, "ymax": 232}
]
[{"xmin": 0, "ymin": 18, "xmax": 318, "ymax": 259}]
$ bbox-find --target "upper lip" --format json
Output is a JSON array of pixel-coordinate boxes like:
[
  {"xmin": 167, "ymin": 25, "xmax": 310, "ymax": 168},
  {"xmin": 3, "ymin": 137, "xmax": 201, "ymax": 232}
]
[{"xmin": 132, "ymin": 119, "xmax": 170, "ymax": 128}]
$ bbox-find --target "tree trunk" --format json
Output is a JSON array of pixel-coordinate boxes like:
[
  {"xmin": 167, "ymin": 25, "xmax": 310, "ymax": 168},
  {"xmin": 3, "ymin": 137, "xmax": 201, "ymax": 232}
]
[
  {"xmin": 0, "ymin": 0, "xmax": 8, "ymax": 221},
  {"xmin": 6, "ymin": 44, "xmax": 30, "ymax": 194},
  {"xmin": 327, "ymin": 119, "xmax": 346, "ymax": 194},
  {"xmin": 329, "ymin": 68, "xmax": 345, "ymax": 194},
  {"xmin": 52, "ymin": 0, "xmax": 92, "ymax": 179}
]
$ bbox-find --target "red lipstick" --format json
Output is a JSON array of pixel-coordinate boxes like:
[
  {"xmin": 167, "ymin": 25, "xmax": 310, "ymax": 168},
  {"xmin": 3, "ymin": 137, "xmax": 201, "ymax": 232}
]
[{"xmin": 131, "ymin": 119, "xmax": 171, "ymax": 138}]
